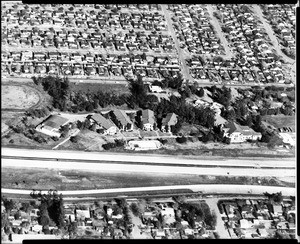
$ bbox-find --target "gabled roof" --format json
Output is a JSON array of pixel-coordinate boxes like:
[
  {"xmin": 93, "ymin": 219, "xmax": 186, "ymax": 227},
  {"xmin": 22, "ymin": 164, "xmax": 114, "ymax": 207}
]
[
  {"xmin": 162, "ymin": 113, "xmax": 177, "ymax": 126},
  {"xmin": 91, "ymin": 114, "xmax": 116, "ymax": 130},
  {"xmin": 42, "ymin": 115, "xmax": 69, "ymax": 130},
  {"xmin": 224, "ymin": 122, "xmax": 261, "ymax": 136},
  {"xmin": 142, "ymin": 109, "xmax": 155, "ymax": 124},
  {"xmin": 112, "ymin": 109, "xmax": 133, "ymax": 126}
]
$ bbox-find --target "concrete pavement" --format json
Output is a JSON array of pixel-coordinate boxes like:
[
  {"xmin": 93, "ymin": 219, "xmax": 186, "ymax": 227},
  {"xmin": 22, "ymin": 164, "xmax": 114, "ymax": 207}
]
[
  {"xmin": 2, "ymin": 157, "xmax": 296, "ymax": 178},
  {"xmin": 1, "ymin": 184, "xmax": 295, "ymax": 196},
  {"xmin": 2, "ymin": 148, "xmax": 295, "ymax": 169}
]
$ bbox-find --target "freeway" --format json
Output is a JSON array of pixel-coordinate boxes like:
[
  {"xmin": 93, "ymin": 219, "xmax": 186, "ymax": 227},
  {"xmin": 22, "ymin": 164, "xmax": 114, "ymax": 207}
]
[
  {"xmin": 2, "ymin": 157, "xmax": 295, "ymax": 178},
  {"xmin": 1, "ymin": 184, "xmax": 295, "ymax": 196},
  {"xmin": 2, "ymin": 148, "xmax": 296, "ymax": 169}
]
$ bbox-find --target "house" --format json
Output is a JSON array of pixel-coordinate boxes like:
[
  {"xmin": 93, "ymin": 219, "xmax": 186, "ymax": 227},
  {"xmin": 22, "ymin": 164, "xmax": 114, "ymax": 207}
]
[
  {"xmin": 141, "ymin": 109, "xmax": 156, "ymax": 131},
  {"xmin": 240, "ymin": 219, "xmax": 252, "ymax": 229},
  {"xmin": 110, "ymin": 110, "xmax": 134, "ymax": 131},
  {"xmin": 35, "ymin": 115, "xmax": 70, "ymax": 138},
  {"xmin": 273, "ymin": 205, "xmax": 283, "ymax": 215},
  {"xmin": 161, "ymin": 207, "xmax": 175, "ymax": 217},
  {"xmin": 75, "ymin": 209, "xmax": 91, "ymax": 220},
  {"xmin": 257, "ymin": 228, "xmax": 268, "ymax": 237},
  {"xmin": 88, "ymin": 114, "xmax": 118, "ymax": 135},
  {"xmin": 161, "ymin": 113, "xmax": 177, "ymax": 132},
  {"xmin": 149, "ymin": 85, "xmax": 163, "ymax": 93},
  {"xmin": 279, "ymin": 133, "xmax": 295, "ymax": 146},
  {"xmin": 125, "ymin": 140, "xmax": 162, "ymax": 151},
  {"xmin": 65, "ymin": 208, "xmax": 75, "ymax": 222},
  {"xmin": 223, "ymin": 122, "xmax": 262, "ymax": 143}
]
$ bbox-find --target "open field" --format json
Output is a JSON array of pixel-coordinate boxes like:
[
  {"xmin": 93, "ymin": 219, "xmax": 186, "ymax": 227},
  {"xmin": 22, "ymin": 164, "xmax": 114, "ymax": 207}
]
[
  {"xmin": 1, "ymin": 84, "xmax": 40, "ymax": 110},
  {"xmin": 70, "ymin": 82, "xmax": 130, "ymax": 95},
  {"xmin": 262, "ymin": 115, "xmax": 295, "ymax": 130},
  {"xmin": 1, "ymin": 167, "xmax": 294, "ymax": 192}
]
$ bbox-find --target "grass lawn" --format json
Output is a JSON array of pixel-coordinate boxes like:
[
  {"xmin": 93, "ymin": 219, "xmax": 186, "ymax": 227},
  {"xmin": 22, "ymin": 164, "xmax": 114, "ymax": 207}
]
[
  {"xmin": 140, "ymin": 130, "xmax": 158, "ymax": 138},
  {"xmin": 122, "ymin": 131, "xmax": 140, "ymax": 138}
]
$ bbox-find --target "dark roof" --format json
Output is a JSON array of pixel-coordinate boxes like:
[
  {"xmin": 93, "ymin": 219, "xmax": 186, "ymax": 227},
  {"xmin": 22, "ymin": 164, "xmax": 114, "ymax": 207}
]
[
  {"xmin": 43, "ymin": 115, "xmax": 69, "ymax": 130},
  {"xmin": 112, "ymin": 109, "xmax": 132, "ymax": 126},
  {"xmin": 91, "ymin": 114, "xmax": 116, "ymax": 130},
  {"xmin": 224, "ymin": 122, "xmax": 261, "ymax": 136},
  {"xmin": 142, "ymin": 109, "xmax": 155, "ymax": 124}
]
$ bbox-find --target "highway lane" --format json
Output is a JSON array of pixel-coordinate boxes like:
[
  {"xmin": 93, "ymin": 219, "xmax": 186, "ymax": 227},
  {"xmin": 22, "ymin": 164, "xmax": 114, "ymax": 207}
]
[
  {"xmin": 2, "ymin": 148, "xmax": 296, "ymax": 169},
  {"xmin": 2, "ymin": 158, "xmax": 296, "ymax": 178},
  {"xmin": 2, "ymin": 184, "xmax": 295, "ymax": 196}
]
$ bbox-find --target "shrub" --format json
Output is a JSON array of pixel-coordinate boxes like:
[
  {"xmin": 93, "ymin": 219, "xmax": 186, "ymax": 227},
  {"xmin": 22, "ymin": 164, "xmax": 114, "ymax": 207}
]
[
  {"xmin": 115, "ymin": 139, "xmax": 125, "ymax": 147},
  {"xmin": 70, "ymin": 136, "xmax": 79, "ymax": 143},
  {"xmin": 176, "ymin": 136, "xmax": 187, "ymax": 144}
]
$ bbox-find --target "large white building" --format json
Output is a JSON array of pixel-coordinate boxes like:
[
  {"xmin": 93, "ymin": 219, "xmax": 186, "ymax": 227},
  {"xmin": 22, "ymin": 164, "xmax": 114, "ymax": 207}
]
[
  {"xmin": 36, "ymin": 114, "xmax": 70, "ymax": 137},
  {"xmin": 223, "ymin": 122, "xmax": 262, "ymax": 143},
  {"xmin": 125, "ymin": 140, "xmax": 162, "ymax": 151}
]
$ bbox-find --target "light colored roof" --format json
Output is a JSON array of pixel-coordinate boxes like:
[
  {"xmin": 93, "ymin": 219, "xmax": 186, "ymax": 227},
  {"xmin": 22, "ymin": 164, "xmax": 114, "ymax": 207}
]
[
  {"xmin": 128, "ymin": 140, "xmax": 161, "ymax": 149},
  {"xmin": 91, "ymin": 113, "xmax": 116, "ymax": 130},
  {"xmin": 76, "ymin": 209, "xmax": 90, "ymax": 218},
  {"xmin": 162, "ymin": 113, "xmax": 177, "ymax": 126},
  {"xmin": 43, "ymin": 115, "xmax": 69, "ymax": 130}
]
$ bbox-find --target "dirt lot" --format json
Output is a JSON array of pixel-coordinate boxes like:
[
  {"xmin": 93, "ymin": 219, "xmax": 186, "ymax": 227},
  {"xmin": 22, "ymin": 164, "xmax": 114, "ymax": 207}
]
[
  {"xmin": 1, "ymin": 167, "xmax": 294, "ymax": 191},
  {"xmin": 1, "ymin": 84, "xmax": 40, "ymax": 110}
]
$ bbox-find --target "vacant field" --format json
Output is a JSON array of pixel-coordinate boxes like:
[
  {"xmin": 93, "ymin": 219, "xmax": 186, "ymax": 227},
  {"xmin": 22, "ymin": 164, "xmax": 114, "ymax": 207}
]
[
  {"xmin": 70, "ymin": 82, "xmax": 129, "ymax": 95},
  {"xmin": 262, "ymin": 115, "xmax": 295, "ymax": 131},
  {"xmin": 1, "ymin": 85, "xmax": 41, "ymax": 110},
  {"xmin": 1, "ymin": 167, "xmax": 294, "ymax": 192}
]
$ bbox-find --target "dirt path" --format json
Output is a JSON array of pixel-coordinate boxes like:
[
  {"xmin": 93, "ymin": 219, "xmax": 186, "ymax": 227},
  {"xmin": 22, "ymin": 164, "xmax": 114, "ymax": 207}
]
[
  {"xmin": 251, "ymin": 5, "xmax": 294, "ymax": 64},
  {"xmin": 205, "ymin": 198, "xmax": 230, "ymax": 239},
  {"xmin": 206, "ymin": 5, "xmax": 234, "ymax": 59},
  {"xmin": 161, "ymin": 4, "xmax": 193, "ymax": 83}
]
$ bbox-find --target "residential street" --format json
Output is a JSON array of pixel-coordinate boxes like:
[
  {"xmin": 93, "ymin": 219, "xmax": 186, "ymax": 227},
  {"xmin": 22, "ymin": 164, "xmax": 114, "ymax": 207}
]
[
  {"xmin": 206, "ymin": 5, "xmax": 234, "ymax": 59},
  {"xmin": 251, "ymin": 5, "xmax": 294, "ymax": 64},
  {"xmin": 205, "ymin": 198, "xmax": 231, "ymax": 238},
  {"xmin": 161, "ymin": 4, "xmax": 193, "ymax": 82}
]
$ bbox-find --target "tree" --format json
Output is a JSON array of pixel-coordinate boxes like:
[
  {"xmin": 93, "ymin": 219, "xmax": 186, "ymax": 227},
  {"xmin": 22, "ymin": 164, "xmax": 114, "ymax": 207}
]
[
  {"xmin": 197, "ymin": 87, "xmax": 205, "ymax": 97},
  {"xmin": 68, "ymin": 222, "xmax": 78, "ymax": 237},
  {"xmin": 2, "ymin": 198, "xmax": 15, "ymax": 214},
  {"xmin": 70, "ymin": 136, "xmax": 79, "ymax": 143},
  {"xmin": 130, "ymin": 203, "xmax": 142, "ymax": 217},
  {"xmin": 127, "ymin": 76, "xmax": 148, "ymax": 107},
  {"xmin": 176, "ymin": 136, "xmax": 187, "ymax": 144},
  {"xmin": 21, "ymin": 202, "xmax": 32, "ymax": 213}
]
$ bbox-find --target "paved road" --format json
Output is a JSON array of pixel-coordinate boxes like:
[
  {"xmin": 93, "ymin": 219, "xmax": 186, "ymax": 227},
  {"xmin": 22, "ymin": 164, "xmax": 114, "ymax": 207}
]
[
  {"xmin": 2, "ymin": 157, "xmax": 295, "ymax": 178},
  {"xmin": 206, "ymin": 5, "xmax": 234, "ymax": 59},
  {"xmin": 161, "ymin": 4, "xmax": 193, "ymax": 82},
  {"xmin": 1, "ymin": 148, "xmax": 296, "ymax": 169},
  {"xmin": 205, "ymin": 198, "xmax": 231, "ymax": 238},
  {"xmin": 1, "ymin": 184, "xmax": 295, "ymax": 196},
  {"xmin": 251, "ymin": 5, "xmax": 295, "ymax": 64}
]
